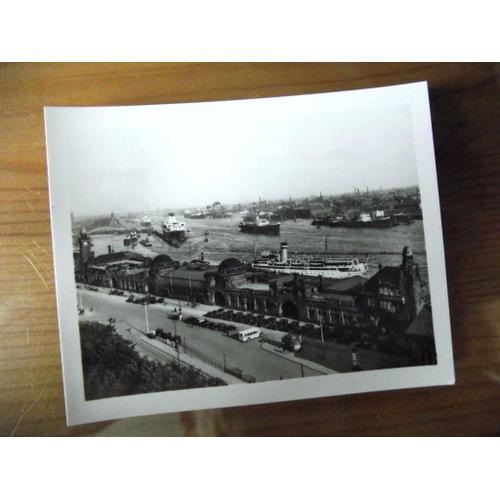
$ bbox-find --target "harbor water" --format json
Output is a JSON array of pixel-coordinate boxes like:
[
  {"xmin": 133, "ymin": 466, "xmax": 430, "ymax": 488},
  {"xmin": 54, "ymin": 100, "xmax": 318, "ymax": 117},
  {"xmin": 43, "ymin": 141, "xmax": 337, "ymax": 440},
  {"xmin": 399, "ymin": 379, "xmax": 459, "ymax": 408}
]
[{"xmin": 87, "ymin": 215, "xmax": 429, "ymax": 281}]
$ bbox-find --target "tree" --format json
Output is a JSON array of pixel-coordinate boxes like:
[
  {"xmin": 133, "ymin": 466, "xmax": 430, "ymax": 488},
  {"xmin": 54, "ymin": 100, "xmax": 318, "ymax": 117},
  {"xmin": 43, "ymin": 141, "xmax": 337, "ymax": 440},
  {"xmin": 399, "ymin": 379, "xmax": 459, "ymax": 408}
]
[{"xmin": 79, "ymin": 321, "xmax": 225, "ymax": 400}]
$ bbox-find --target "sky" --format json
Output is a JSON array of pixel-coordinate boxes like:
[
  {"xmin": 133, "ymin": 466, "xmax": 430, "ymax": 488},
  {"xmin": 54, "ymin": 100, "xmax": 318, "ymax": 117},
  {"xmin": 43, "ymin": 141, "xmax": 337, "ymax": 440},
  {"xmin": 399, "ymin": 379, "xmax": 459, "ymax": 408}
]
[{"xmin": 48, "ymin": 89, "xmax": 420, "ymax": 217}]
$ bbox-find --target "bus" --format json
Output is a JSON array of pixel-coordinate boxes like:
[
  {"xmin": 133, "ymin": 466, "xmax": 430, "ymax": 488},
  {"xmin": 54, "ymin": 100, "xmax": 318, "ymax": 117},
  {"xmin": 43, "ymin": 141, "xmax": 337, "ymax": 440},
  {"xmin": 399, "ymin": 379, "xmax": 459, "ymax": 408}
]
[{"xmin": 237, "ymin": 327, "xmax": 261, "ymax": 342}]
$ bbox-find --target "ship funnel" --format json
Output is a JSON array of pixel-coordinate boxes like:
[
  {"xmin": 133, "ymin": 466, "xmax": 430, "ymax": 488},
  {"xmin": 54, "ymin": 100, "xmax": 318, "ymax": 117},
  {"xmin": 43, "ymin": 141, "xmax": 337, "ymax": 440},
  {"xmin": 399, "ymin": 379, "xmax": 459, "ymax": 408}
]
[{"xmin": 280, "ymin": 242, "xmax": 288, "ymax": 262}]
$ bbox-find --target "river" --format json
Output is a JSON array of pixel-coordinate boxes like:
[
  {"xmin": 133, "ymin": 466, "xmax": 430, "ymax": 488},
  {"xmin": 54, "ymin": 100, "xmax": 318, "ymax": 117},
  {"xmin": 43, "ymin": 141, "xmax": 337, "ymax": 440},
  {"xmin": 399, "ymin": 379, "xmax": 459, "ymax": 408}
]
[{"xmin": 86, "ymin": 214, "xmax": 429, "ymax": 281}]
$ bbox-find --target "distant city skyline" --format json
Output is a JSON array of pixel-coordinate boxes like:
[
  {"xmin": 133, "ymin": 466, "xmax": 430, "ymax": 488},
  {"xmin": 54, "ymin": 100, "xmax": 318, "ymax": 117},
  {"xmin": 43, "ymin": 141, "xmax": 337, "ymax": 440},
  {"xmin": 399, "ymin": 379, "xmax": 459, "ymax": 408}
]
[
  {"xmin": 72, "ymin": 183, "xmax": 419, "ymax": 219},
  {"xmin": 48, "ymin": 92, "xmax": 420, "ymax": 217}
]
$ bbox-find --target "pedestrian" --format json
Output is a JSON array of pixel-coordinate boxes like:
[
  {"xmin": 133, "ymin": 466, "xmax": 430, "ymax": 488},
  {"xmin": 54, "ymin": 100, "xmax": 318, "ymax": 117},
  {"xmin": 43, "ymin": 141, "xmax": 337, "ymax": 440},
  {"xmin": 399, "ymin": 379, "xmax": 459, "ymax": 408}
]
[{"xmin": 352, "ymin": 348, "xmax": 360, "ymax": 371}]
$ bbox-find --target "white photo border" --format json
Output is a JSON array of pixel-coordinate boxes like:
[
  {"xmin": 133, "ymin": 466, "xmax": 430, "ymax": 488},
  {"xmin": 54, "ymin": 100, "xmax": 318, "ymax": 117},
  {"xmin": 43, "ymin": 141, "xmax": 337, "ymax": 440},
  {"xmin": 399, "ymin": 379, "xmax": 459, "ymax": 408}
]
[{"xmin": 45, "ymin": 81, "xmax": 454, "ymax": 426}]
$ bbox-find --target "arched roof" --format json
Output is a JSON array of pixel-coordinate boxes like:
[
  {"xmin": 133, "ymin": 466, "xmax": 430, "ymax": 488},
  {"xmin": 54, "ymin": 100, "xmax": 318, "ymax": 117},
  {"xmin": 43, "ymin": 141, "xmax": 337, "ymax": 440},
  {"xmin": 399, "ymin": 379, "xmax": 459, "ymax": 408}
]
[
  {"xmin": 151, "ymin": 254, "xmax": 175, "ymax": 267},
  {"xmin": 218, "ymin": 257, "xmax": 246, "ymax": 275},
  {"xmin": 93, "ymin": 251, "xmax": 145, "ymax": 265}
]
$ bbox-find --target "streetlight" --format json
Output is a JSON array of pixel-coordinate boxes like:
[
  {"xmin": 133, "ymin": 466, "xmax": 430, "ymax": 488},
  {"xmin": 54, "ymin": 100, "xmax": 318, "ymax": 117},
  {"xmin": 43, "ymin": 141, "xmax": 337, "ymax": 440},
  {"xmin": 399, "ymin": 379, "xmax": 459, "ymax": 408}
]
[
  {"xmin": 144, "ymin": 303, "xmax": 150, "ymax": 334},
  {"xmin": 144, "ymin": 271, "xmax": 151, "ymax": 334},
  {"xmin": 320, "ymin": 319, "xmax": 326, "ymax": 360}
]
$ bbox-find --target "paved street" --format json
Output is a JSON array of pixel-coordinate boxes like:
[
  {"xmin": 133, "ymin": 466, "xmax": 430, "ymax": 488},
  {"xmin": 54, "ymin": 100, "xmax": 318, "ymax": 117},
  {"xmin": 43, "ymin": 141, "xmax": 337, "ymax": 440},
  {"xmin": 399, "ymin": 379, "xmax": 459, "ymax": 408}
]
[{"xmin": 78, "ymin": 288, "xmax": 323, "ymax": 382}]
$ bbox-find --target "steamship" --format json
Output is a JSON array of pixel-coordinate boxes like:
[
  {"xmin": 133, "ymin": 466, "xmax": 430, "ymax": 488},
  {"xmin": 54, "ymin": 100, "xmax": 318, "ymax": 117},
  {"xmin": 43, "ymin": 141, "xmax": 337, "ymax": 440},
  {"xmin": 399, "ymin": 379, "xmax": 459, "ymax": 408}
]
[
  {"xmin": 239, "ymin": 215, "xmax": 280, "ymax": 235},
  {"xmin": 160, "ymin": 213, "xmax": 187, "ymax": 245},
  {"xmin": 252, "ymin": 242, "xmax": 367, "ymax": 279}
]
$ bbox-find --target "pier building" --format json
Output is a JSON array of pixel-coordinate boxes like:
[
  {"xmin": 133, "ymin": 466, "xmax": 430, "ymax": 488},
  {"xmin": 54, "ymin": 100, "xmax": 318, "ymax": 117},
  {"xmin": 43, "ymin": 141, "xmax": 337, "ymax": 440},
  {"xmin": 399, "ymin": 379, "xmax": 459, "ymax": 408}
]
[{"xmin": 75, "ymin": 230, "xmax": 431, "ymax": 344}]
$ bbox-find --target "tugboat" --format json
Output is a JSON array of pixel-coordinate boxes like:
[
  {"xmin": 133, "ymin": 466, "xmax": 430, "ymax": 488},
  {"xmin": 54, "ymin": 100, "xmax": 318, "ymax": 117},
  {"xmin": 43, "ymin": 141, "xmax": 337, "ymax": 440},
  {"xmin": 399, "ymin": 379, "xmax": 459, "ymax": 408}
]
[
  {"xmin": 239, "ymin": 215, "xmax": 280, "ymax": 235},
  {"xmin": 124, "ymin": 230, "xmax": 139, "ymax": 246},
  {"xmin": 139, "ymin": 236, "xmax": 153, "ymax": 247},
  {"xmin": 252, "ymin": 242, "xmax": 367, "ymax": 278}
]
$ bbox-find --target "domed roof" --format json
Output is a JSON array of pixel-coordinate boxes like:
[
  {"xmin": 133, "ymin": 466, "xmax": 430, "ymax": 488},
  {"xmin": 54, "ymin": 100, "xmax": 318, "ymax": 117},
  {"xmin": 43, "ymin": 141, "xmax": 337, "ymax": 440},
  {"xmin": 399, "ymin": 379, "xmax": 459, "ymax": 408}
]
[
  {"xmin": 152, "ymin": 254, "xmax": 174, "ymax": 267},
  {"xmin": 402, "ymin": 246, "xmax": 413, "ymax": 257},
  {"xmin": 218, "ymin": 257, "xmax": 246, "ymax": 275}
]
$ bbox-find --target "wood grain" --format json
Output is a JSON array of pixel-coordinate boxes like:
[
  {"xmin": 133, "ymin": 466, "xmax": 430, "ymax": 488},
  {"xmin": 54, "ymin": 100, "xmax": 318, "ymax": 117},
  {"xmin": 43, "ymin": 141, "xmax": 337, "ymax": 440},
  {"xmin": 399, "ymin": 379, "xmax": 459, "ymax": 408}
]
[{"xmin": 0, "ymin": 63, "xmax": 498, "ymax": 436}]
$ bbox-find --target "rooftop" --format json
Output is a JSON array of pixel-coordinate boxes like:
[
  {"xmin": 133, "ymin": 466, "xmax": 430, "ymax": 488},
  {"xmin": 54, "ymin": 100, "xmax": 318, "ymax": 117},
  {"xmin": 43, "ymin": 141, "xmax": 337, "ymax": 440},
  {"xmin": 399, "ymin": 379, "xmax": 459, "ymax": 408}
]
[
  {"xmin": 323, "ymin": 275, "xmax": 368, "ymax": 292},
  {"xmin": 364, "ymin": 266, "xmax": 402, "ymax": 291},
  {"xmin": 236, "ymin": 283, "xmax": 271, "ymax": 291},
  {"xmin": 170, "ymin": 266, "xmax": 218, "ymax": 282},
  {"xmin": 93, "ymin": 251, "xmax": 146, "ymax": 266}
]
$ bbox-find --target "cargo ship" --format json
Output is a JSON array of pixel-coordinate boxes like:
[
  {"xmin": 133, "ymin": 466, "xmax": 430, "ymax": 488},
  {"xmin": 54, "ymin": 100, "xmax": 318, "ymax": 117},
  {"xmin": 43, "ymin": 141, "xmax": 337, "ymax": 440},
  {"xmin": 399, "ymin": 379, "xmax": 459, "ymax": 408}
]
[
  {"xmin": 239, "ymin": 215, "xmax": 280, "ymax": 235},
  {"xmin": 252, "ymin": 242, "xmax": 367, "ymax": 279},
  {"xmin": 184, "ymin": 210, "xmax": 207, "ymax": 219},
  {"xmin": 312, "ymin": 211, "xmax": 397, "ymax": 228},
  {"xmin": 159, "ymin": 213, "xmax": 187, "ymax": 246}
]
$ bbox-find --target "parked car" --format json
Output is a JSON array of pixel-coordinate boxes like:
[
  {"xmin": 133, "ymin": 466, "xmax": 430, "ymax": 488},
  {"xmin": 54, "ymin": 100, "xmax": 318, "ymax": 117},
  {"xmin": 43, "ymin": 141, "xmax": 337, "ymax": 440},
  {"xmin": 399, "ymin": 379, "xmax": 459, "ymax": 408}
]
[
  {"xmin": 226, "ymin": 367, "xmax": 243, "ymax": 378},
  {"xmin": 183, "ymin": 316, "xmax": 206, "ymax": 326},
  {"xmin": 242, "ymin": 373, "xmax": 257, "ymax": 383},
  {"xmin": 126, "ymin": 295, "xmax": 135, "ymax": 303}
]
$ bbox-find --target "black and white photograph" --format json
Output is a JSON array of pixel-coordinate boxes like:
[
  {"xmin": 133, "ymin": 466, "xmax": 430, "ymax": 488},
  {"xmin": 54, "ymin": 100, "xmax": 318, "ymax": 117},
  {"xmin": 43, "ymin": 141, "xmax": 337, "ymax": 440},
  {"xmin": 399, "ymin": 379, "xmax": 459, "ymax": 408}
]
[{"xmin": 45, "ymin": 82, "xmax": 454, "ymax": 424}]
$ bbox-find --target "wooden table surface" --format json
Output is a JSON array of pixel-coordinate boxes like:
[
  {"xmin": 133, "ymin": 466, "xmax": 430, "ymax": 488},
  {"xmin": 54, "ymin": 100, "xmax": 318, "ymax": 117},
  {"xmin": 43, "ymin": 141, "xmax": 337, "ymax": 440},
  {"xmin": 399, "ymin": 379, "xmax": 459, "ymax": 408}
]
[{"xmin": 0, "ymin": 63, "xmax": 498, "ymax": 436}]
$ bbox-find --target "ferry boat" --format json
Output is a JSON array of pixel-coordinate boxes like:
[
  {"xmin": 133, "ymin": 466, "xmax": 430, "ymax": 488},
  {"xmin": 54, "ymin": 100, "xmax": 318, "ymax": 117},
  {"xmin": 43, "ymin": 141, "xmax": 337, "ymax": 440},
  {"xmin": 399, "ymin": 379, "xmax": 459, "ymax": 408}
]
[
  {"xmin": 161, "ymin": 213, "xmax": 187, "ymax": 244},
  {"xmin": 239, "ymin": 215, "xmax": 280, "ymax": 235},
  {"xmin": 252, "ymin": 242, "xmax": 366, "ymax": 279}
]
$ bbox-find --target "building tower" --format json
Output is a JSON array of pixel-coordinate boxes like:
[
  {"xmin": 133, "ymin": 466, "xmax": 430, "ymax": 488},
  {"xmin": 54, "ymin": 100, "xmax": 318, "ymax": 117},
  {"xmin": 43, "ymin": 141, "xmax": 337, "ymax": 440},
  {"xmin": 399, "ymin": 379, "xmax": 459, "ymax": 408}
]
[
  {"xmin": 401, "ymin": 245, "xmax": 414, "ymax": 275},
  {"xmin": 79, "ymin": 227, "xmax": 92, "ymax": 281},
  {"xmin": 401, "ymin": 246, "xmax": 421, "ymax": 323}
]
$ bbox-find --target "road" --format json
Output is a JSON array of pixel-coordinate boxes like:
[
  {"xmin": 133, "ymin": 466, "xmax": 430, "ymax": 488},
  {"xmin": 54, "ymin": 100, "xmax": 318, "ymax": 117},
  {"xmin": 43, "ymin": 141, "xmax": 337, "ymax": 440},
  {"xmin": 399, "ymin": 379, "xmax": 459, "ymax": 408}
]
[{"xmin": 78, "ymin": 288, "xmax": 323, "ymax": 382}]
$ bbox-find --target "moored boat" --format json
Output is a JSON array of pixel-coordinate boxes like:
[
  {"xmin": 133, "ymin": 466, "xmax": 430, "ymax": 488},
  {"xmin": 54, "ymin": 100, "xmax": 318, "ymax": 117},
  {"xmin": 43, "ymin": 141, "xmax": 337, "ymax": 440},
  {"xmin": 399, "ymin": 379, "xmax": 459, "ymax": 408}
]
[
  {"xmin": 239, "ymin": 215, "xmax": 280, "ymax": 235},
  {"xmin": 313, "ymin": 211, "xmax": 398, "ymax": 228}
]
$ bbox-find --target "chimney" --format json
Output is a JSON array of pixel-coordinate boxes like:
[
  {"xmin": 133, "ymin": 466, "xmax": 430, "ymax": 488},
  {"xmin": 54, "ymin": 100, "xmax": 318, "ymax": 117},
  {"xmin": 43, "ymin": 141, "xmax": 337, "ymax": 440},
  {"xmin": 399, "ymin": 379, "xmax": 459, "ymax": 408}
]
[{"xmin": 280, "ymin": 242, "xmax": 288, "ymax": 262}]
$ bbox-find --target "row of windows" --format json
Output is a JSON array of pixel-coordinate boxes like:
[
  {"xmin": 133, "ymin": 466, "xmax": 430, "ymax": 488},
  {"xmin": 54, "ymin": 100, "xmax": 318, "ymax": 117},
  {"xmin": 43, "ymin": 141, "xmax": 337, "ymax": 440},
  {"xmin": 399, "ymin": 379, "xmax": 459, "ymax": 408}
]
[
  {"xmin": 227, "ymin": 294, "xmax": 272, "ymax": 312},
  {"xmin": 367, "ymin": 297, "xmax": 399, "ymax": 313},
  {"xmin": 306, "ymin": 306, "xmax": 359, "ymax": 325}
]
